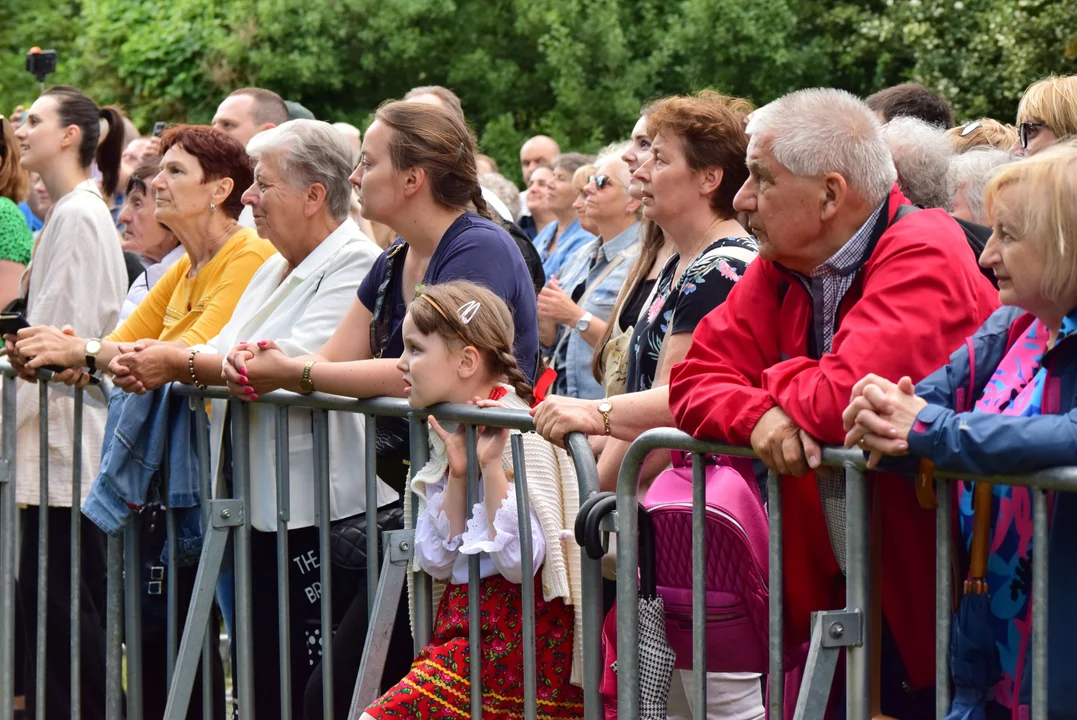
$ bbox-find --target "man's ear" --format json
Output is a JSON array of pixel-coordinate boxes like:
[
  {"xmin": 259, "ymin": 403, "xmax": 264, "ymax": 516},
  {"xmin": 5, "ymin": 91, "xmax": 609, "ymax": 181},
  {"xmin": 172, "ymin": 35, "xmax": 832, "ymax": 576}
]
[{"xmin": 820, "ymin": 172, "xmax": 848, "ymax": 222}]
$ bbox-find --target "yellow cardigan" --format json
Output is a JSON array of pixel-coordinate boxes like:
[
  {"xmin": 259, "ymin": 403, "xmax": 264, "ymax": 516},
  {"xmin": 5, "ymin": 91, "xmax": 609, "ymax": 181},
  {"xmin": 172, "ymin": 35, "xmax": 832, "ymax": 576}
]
[{"xmin": 108, "ymin": 227, "xmax": 277, "ymax": 346}]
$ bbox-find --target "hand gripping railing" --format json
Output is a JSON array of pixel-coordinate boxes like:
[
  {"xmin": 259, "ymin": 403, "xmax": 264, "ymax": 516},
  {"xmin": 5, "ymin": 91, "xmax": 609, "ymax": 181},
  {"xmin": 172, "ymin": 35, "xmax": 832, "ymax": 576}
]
[{"xmin": 608, "ymin": 426, "xmax": 1077, "ymax": 720}]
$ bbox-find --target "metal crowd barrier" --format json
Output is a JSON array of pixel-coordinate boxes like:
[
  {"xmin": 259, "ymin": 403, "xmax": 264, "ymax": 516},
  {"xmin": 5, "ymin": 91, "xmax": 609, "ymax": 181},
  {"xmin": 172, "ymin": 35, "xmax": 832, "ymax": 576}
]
[
  {"xmin": 0, "ymin": 370, "xmax": 605, "ymax": 720},
  {"xmin": 611, "ymin": 426, "xmax": 1077, "ymax": 720}
]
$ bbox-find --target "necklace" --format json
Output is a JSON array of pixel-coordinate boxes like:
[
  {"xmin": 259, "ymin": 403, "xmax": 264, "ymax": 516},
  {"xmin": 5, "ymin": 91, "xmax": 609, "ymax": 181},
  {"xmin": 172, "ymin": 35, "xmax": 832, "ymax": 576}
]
[{"xmin": 190, "ymin": 222, "xmax": 239, "ymax": 275}]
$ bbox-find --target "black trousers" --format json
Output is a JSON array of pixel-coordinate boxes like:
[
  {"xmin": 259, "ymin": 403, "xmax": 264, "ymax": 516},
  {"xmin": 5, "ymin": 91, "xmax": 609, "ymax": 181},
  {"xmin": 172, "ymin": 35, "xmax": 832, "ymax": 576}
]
[
  {"xmin": 302, "ymin": 574, "xmax": 414, "ymax": 719},
  {"xmin": 248, "ymin": 525, "xmax": 371, "ymax": 720},
  {"xmin": 18, "ymin": 506, "xmax": 110, "ymax": 720},
  {"xmin": 138, "ymin": 550, "xmax": 227, "ymax": 719}
]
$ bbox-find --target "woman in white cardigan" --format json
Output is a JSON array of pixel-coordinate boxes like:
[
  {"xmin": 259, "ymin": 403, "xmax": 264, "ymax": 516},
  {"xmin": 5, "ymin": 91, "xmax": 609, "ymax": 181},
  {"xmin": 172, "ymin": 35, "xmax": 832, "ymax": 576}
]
[
  {"xmin": 3, "ymin": 86, "xmax": 128, "ymax": 720},
  {"xmin": 110, "ymin": 120, "xmax": 398, "ymax": 719}
]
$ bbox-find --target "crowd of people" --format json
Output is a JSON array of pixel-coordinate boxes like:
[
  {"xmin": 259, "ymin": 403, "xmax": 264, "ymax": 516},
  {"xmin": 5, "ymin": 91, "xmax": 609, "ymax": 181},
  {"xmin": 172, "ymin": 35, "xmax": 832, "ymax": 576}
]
[{"xmin": 0, "ymin": 71, "xmax": 1074, "ymax": 720}]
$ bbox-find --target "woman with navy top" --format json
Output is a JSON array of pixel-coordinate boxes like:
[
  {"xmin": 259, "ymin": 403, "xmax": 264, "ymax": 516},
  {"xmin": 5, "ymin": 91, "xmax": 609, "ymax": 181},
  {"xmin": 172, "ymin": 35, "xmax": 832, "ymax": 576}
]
[{"xmin": 223, "ymin": 98, "xmax": 540, "ymax": 719}]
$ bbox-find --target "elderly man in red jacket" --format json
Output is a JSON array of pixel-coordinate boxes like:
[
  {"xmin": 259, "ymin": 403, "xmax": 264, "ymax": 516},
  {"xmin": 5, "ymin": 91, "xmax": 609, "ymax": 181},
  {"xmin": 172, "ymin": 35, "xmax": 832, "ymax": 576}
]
[{"xmin": 669, "ymin": 88, "xmax": 999, "ymax": 716}]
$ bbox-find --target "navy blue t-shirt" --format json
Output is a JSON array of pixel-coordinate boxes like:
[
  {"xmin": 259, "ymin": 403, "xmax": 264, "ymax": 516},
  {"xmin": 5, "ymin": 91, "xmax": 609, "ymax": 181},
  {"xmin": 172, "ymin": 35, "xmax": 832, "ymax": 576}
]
[{"xmin": 357, "ymin": 212, "xmax": 540, "ymax": 381}]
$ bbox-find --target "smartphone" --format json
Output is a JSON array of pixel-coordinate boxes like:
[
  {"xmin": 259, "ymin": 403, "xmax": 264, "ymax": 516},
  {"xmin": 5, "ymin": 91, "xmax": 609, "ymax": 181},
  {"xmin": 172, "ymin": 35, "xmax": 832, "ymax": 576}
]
[
  {"xmin": 0, "ymin": 312, "xmax": 29, "ymax": 337},
  {"xmin": 152, "ymin": 121, "xmax": 167, "ymax": 138}
]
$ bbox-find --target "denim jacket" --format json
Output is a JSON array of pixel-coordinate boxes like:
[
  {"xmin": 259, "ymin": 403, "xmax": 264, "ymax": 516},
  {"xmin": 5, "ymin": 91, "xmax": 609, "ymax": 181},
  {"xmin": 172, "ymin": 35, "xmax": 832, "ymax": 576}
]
[
  {"xmin": 551, "ymin": 222, "xmax": 640, "ymax": 399},
  {"xmin": 533, "ymin": 218, "xmax": 596, "ymax": 280},
  {"xmin": 82, "ymin": 385, "xmax": 204, "ymax": 565}
]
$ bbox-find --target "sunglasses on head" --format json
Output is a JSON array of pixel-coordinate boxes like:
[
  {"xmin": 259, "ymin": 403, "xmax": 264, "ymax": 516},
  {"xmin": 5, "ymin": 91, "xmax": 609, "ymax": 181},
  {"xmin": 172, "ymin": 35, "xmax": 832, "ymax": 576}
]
[
  {"xmin": 588, "ymin": 174, "xmax": 611, "ymax": 190},
  {"xmin": 1019, "ymin": 122, "xmax": 1048, "ymax": 149}
]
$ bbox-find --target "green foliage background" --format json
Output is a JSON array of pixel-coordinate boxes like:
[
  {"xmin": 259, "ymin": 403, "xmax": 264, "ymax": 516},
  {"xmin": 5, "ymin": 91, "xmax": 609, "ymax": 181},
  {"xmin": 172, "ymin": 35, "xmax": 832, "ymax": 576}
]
[{"xmin": 3, "ymin": 0, "xmax": 1075, "ymax": 185}]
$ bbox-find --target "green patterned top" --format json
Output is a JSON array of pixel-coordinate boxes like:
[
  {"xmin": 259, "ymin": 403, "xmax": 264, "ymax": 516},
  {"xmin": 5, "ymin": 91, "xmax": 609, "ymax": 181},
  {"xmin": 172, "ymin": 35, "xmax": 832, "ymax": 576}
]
[{"xmin": 0, "ymin": 196, "xmax": 33, "ymax": 266}]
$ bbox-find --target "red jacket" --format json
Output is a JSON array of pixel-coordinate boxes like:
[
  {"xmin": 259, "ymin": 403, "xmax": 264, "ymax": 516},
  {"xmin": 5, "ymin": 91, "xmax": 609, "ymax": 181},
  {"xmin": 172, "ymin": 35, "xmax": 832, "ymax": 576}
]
[{"xmin": 669, "ymin": 186, "xmax": 999, "ymax": 690}]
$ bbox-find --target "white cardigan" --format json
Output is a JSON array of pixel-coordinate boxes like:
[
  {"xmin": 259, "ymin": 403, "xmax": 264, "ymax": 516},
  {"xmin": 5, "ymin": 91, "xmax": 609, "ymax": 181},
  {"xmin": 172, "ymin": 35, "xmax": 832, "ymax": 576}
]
[
  {"xmin": 201, "ymin": 219, "xmax": 398, "ymax": 532},
  {"xmin": 13, "ymin": 180, "xmax": 126, "ymax": 507}
]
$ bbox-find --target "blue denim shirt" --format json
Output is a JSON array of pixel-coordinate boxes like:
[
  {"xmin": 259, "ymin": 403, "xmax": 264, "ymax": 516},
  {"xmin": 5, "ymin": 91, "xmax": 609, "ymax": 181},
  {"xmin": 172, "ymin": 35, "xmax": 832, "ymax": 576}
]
[
  {"xmin": 550, "ymin": 222, "xmax": 641, "ymax": 399},
  {"xmin": 82, "ymin": 385, "xmax": 204, "ymax": 565},
  {"xmin": 532, "ymin": 218, "xmax": 596, "ymax": 280}
]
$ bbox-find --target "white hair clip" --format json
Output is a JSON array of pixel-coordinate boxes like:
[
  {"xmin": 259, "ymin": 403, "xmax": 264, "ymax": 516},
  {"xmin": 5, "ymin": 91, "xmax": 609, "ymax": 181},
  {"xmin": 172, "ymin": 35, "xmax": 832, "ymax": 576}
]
[
  {"xmin": 960, "ymin": 121, "xmax": 982, "ymax": 137},
  {"xmin": 458, "ymin": 301, "xmax": 481, "ymax": 325}
]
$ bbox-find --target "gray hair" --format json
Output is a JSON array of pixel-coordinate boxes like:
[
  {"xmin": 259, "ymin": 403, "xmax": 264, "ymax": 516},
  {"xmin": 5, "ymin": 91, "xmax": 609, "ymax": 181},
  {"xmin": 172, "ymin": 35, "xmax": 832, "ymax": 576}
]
[
  {"xmin": 246, "ymin": 119, "xmax": 357, "ymax": 222},
  {"xmin": 595, "ymin": 141, "xmax": 632, "ymax": 186},
  {"xmin": 747, "ymin": 88, "xmax": 897, "ymax": 206},
  {"xmin": 478, "ymin": 172, "xmax": 521, "ymax": 220},
  {"xmin": 948, "ymin": 148, "xmax": 1014, "ymax": 225},
  {"xmin": 881, "ymin": 116, "xmax": 953, "ymax": 210}
]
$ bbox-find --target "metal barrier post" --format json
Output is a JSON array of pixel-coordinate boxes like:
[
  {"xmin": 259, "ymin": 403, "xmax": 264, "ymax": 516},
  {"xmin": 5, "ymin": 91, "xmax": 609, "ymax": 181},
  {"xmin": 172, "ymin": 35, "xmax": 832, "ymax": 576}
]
[
  {"xmin": 0, "ymin": 375, "xmax": 17, "ymax": 720},
  {"xmin": 691, "ymin": 453, "xmax": 708, "ymax": 712},
  {"xmin": 35, "ymin": 382, "xmax": 48, "ymax": 719},
  {"xmin": 124, "ymin": 517, "xmax": 144, "ymax": 719},
  {"xmin": 614, "ymin": 437, "xmax": 646, "ymax": 717},
  {"xmin": 768, "ymin": 469, "xmax": 784, "ymax": 717},
  {"xmin": 511, "ymin": 435, "xmax": 538, "ymax": 720},
  {"xmin": 408, "ymin": 413, "xmax": 432, "ymax": 649},
  {"xmin": 935, "ymin": 478, "xmax": 952, "ymax": 719},
  {"xmin": 313, "ymin": 409, "xmax": 335, "ymax": 720},
  {"xmin": 105, "ymin": 535, "xmax": 124, "ymax": 720},
  {"xmin": 1031, "ymin": 486, "xmax": 1049, "ymax": 720},
  {"xmin": 364, "ymin": 416, "xmax": 378, "ymax": 614},
  {"xmin": 194, "ymin": 404, "xmax": 214, "ymax": 720},
  {"xmin": 844, "ymin": 464, "xmax": 871, "ymax": 720},
  {"xmin": 231, "ymin": 400, "xmax": 255, "ymax": 718},
  {"xmin": 565, "ymin": 433, "xmax": 603, "ymax": 720},
  {"xmin": 464, "ymin": 424, "xmax": 484, "ymax": 719},
  {"xmin": 70, "ymin": 388, "xmax": 83, "ymax": 720},
  {"xmin": 274, "ymin": 406, "xmax": 294, "ymax": 719}
]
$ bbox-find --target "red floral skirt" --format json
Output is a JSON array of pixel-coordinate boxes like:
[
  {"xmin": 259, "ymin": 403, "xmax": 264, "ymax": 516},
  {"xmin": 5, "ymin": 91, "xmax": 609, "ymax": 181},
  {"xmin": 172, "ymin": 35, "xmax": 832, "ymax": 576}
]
[{"xmin": 366, "ymin": 574, "xmax": 584, "ymax": 719}]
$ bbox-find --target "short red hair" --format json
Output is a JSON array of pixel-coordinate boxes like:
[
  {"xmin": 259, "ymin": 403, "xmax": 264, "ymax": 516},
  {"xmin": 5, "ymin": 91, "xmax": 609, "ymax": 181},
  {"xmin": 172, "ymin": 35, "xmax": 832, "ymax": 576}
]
[
  {"xmin": 646, "ymin": 90, "xmax": 753, "ymax": 219},
  {"xmin": 160, "ymin": 125, "xmax": 252, "ymax": 219}
]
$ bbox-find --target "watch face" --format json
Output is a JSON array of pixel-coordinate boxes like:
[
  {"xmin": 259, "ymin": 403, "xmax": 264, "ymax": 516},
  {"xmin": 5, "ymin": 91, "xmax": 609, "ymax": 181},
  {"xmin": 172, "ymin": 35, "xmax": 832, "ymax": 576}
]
[
  {"xmin": 85, "ymin": 339, "xmax": 102, "ymax": 355},
  {"xmin": 598, "ymin": 400, "xmax": 612, "ymax": 413}
]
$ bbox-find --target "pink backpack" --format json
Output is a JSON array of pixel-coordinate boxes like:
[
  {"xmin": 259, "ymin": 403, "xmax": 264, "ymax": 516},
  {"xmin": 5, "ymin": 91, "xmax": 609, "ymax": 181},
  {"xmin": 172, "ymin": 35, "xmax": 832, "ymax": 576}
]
[{"xmin": 641, "ymin": 452, "xmax": 770, "ymax": 673}]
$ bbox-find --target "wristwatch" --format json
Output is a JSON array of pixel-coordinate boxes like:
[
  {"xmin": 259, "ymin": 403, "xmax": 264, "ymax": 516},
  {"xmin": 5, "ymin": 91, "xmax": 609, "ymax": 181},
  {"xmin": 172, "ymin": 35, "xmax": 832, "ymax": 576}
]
[
  {"xmin": 597, "ymin": 398, "xmax": 613, "ymax": 436},
  {"xmin": 84, "ymin": 338, "xmax": 102, "ymax": 373},
  {"xmin": 299, "ymin": 361, "xmax": 317, "ymax": 394},
  {"xmin": 575, "ymin": 312, "xmax": 593, "ymax": 333}
]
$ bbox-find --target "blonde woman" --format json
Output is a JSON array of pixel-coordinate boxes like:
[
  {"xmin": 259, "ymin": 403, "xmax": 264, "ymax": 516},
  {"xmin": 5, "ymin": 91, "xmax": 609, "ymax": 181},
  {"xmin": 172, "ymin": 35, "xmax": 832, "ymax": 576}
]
[
  {"xmin": 845, "ymin": 143, "xmax": 1077, "ymax": 718},
  {"xmin": 1011, "ymin": 74, "xmax": 1077, "ymax": 156}
]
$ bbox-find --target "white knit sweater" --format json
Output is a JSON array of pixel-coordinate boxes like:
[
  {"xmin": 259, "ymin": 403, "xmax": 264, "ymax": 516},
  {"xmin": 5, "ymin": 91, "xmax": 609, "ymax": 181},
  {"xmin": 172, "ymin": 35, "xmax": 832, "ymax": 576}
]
[{"xmin": 404, "ymin": 387, "xmax": 585, "ymax": 684}]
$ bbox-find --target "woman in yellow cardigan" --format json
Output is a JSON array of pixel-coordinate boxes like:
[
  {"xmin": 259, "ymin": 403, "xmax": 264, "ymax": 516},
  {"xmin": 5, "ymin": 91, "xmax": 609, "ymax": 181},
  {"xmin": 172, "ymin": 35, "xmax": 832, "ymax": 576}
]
[{"xmin": 10, "ymin": 124, "xmax": 276, "ymax": 377}]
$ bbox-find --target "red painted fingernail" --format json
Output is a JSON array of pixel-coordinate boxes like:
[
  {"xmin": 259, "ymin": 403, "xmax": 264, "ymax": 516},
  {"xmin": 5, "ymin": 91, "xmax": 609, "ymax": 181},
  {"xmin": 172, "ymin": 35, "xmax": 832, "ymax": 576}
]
[
  {"xmin": 250, "ymin": 394, "xmax": 259, "ymax": 401},
  {"xmin": 244, "ymin": 387, "xmax": 254, "ymax": 394},
  {"xmin": 239, "ymin": 376, "xmax": 248, "ymax": 384},
  {"xmin": 257, "ymin": 341, "xmax": 267, "ymax": 347}
]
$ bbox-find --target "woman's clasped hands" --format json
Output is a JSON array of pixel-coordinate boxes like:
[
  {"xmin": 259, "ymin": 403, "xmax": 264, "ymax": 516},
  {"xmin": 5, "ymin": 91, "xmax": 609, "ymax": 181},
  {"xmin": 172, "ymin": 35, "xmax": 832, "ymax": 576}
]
[
  {"xmin": 222, "ymin": 339, "xmax": 296, "ymax": 401},
  {"xmin": 842, "ymin": 373, "xmax": 927, "ymax": 468}
]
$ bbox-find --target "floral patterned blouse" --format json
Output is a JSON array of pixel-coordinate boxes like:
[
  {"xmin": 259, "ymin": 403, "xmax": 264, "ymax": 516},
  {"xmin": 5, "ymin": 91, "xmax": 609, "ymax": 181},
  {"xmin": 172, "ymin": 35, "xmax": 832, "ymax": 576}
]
[{"xmin": 625, "ymin": 235, "xmax": 757, "ymax": 393}]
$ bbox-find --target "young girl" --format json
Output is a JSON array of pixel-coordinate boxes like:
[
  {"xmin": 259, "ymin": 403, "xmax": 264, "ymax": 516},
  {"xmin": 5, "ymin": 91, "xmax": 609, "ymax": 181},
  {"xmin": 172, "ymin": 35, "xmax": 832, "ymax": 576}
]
[{"xmin": 363, "ymin": 280, "xmax": 584, "ymax": 720}]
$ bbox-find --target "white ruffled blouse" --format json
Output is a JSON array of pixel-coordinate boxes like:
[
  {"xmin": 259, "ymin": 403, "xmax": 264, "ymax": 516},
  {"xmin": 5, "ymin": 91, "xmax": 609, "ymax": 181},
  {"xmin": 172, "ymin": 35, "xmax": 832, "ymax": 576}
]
[{"xmin": 415, "ymin": 473, "xmax": 546, "ymax": 585}]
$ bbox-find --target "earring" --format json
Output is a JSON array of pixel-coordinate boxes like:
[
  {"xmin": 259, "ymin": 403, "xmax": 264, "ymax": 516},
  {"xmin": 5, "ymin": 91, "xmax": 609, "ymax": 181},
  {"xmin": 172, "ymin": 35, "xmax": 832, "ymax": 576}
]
[{"xmin": 210, "ymin": 201, "xmax": 216, "ymax": 213}]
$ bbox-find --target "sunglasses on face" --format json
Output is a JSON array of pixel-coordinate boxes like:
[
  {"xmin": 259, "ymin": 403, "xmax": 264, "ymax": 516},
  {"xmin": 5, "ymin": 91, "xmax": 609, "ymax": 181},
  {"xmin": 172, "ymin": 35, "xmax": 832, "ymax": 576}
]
[
  {"xmin": 1019, "ymin": 122, "xmax": 1048, "ymax": 149},
  {"xmin": 588, "ymin": 174, "xmax": 611, "ymax": 190}
]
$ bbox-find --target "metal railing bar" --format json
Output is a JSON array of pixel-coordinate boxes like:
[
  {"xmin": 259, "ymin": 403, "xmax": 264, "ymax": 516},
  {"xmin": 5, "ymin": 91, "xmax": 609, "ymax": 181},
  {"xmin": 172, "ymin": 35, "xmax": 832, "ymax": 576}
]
[
  {"xmin": 511, "ymin": 435, "xmax": 538, "ymax": 720},
  {"xmin": 465, "ymin": 424, "xmax": 483, "ymax": 720}
]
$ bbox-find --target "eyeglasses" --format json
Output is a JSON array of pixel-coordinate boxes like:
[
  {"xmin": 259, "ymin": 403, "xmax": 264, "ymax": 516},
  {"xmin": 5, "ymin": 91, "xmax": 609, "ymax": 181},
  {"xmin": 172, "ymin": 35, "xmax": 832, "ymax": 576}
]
[
  {"xmin": 588, "ymin": 174, "xmax": 611, "ymax": 190},
  {"xmin": 1019, "ymin": 122, "xmax": 1049, "ymax": 149}
]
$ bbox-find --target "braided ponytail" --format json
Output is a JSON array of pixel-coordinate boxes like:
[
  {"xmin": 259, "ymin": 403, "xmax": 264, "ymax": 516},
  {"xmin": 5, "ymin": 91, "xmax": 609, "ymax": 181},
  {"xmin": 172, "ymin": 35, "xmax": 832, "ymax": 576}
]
[
  {"xmin": 498, "ymin": 349, "xmax": 535, "ymax": 405},
  {"xmin": 470, "ymin": 185, "xmax": 492, "ymax": 220}
]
